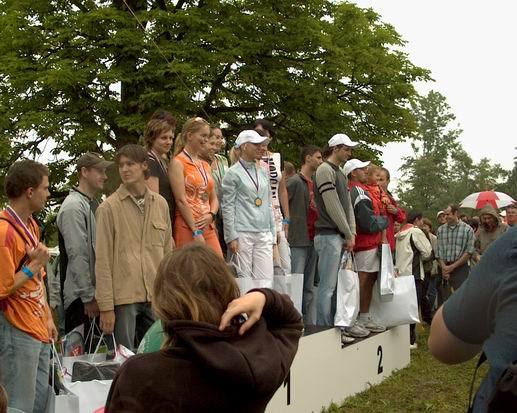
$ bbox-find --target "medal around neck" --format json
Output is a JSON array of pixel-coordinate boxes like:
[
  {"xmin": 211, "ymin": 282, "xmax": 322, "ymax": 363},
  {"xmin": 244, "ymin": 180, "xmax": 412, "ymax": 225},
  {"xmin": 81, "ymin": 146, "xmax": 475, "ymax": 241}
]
[{"xmin": 254, "ymin": 197, "xmax": 263, "ymax": 207}]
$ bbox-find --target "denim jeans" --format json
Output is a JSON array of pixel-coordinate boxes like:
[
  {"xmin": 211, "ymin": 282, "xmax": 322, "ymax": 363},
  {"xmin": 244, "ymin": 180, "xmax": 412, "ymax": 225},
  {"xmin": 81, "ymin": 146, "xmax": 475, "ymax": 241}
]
[
  {"xmin": 0, "ymin": 312, "xmax": 50, "ymax": 413},
  {"xmin": 291, "ymin": 244, "xmax": 318, "ymax": 325},
  {"xmin": 314, "ymin": 234, "xmax": 346, "ymax": 326}
]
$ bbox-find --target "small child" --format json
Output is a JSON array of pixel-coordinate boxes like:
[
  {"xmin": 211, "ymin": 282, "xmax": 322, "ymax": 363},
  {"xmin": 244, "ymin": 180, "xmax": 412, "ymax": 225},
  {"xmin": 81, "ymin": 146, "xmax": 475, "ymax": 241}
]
[{"xmin": 366, "ymin": 163, "xmax": 388, "ymax": 243}]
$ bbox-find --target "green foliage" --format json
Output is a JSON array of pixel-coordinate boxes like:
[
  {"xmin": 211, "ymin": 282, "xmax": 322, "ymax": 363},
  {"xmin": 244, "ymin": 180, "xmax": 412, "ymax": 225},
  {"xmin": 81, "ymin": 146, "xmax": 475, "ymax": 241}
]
[
  {"xmin": 0, "ymin": 0, "xmax": 429, "ymax": 200},
  {"xmin": 397, "ymin": 91, "xmax": 511, "ymax": 219}
]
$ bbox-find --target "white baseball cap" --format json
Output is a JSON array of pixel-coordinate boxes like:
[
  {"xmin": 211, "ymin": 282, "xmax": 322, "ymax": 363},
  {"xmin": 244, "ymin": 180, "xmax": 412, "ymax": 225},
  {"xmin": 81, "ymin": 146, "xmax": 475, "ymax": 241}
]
[
  {"xmin": 328, "ymin": 133, "xmax": 359, "ymax": 148},
  {"xmin": 234, "ymin": 130, "xmax": 268, "ymax": 149},
  {"xmin": 342, "ymin": 159, "xmax": 370, "ymax": 177},
  {"xmin": 436, "ymin": 210, "xmax": 445, "ymax": 218}
]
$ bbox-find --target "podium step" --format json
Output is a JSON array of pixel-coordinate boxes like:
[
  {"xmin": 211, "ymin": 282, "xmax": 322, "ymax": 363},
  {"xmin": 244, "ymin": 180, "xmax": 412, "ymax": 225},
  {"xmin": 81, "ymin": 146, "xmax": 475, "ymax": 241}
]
[{"xmin": 266, "ymin": 325, "xmax": 410, "ymax": 413}]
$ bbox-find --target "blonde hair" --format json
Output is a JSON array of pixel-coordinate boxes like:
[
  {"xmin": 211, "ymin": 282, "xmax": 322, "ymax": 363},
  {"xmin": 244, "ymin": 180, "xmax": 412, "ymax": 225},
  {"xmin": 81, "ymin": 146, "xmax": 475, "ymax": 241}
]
[
  {"xmin": 153, "ymin": 244, "xmax": 240, "ymax": 348},
  {"xmin": 367, "ymin": 162, "xmax": 381, "ymax": 176},
  {"xmin": 173, "ymin": 117, "xmax": 210, "ymax": 155},
  {"xmin": 228, "ymin": 146, "xmax": 241, "ymax": 165}
]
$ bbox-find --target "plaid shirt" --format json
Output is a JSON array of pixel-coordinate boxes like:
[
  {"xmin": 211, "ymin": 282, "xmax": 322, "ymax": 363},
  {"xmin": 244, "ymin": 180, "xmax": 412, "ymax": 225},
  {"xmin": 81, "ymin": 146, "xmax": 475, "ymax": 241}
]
[{"xmin": 436, "ymin": 221, "xmax": 475, "ymax": 262}]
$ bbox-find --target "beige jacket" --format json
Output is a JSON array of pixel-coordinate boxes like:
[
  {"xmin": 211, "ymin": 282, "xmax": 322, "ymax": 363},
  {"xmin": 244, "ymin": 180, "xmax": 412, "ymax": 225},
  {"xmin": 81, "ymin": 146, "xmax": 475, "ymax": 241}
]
[{"xmin": 95, "ymin": 185, "xmax": 173, "ymax": 312}]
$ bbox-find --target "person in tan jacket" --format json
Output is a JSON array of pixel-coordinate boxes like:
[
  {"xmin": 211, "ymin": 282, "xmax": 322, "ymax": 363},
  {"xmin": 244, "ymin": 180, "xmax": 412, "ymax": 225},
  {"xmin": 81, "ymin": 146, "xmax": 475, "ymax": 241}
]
[{"xmin": 96, "ymin": 144, "xmax": 173, "ymax": 349}]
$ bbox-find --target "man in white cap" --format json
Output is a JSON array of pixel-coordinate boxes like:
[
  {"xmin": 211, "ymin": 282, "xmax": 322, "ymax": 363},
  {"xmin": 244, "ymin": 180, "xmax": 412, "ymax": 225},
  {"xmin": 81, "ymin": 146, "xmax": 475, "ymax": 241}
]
[
  {"xmin": 436, "ymin": 210, "xmax": 446, "ymax": 227},
  {"xmin": 346, "ymin": 158, "xmax": 389, "ymax": 333},
  {"xmin": 313, "ymin": 134, "xmax": 360, "ymax": 339}
]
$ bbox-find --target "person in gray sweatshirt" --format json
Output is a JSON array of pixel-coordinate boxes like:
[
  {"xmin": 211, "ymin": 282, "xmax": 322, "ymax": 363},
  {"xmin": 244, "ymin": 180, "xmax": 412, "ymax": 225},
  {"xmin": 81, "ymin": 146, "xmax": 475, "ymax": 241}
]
[{"xmin": 313, "ymin": 134, "xmax": 357, "ymax": 327}]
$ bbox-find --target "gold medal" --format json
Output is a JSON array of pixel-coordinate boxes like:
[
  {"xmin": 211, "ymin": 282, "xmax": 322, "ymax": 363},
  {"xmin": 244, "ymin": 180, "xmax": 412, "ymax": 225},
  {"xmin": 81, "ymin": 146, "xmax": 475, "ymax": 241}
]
[
  {"xmin": 201, "ymin": 192, "xmax": 209, "ymax": 202},
  {"xmin": 255, "ymin": 197, "xmax": 263, "ymax": 207}
]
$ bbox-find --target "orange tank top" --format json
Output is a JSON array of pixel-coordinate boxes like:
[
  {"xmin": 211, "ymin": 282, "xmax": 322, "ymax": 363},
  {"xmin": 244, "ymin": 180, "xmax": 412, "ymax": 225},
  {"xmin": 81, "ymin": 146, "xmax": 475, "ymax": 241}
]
[{"xmin": 175, "ymin": 151, "xmax": 214, "ymax": 220}]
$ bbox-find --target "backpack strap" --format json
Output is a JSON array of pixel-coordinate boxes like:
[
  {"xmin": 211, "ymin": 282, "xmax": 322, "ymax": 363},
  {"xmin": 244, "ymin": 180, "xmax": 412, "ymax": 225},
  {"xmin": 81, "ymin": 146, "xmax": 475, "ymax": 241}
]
[
  {"xmin": 0, "ymin": 217, "xmax": 30, "ymax": 272},
  {"xmin": 467, "ymin": 352, "xmax": 487, "ymax": 413}
]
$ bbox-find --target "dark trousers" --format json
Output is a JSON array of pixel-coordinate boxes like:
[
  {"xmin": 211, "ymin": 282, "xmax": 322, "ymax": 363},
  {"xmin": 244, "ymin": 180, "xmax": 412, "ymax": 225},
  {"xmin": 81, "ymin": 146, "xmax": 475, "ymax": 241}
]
[
  {"xmin": 437, "ymin": 262, "xmax": 470, "ymax": 307},
  {"xmin": 65, "ymin": 298, "xmax": 93, "ymax": 334}
]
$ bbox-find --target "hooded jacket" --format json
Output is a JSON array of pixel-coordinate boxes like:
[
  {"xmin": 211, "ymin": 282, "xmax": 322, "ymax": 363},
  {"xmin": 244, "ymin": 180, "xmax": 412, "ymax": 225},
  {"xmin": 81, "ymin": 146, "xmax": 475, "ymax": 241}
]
[
  {"xmin": 395, "ymin": 224, "xmax": 433, "ymax": 280},
  {"xmin": 476, "ymin": 205, "xmax": 508, "ymax": 255},
  {"xmin": 105, "ymin": 289, "xmax": 303, "ymax": 413},
  {"xmin": 348, "ymin": 181, "xmax": 388, "ymax": 252}
]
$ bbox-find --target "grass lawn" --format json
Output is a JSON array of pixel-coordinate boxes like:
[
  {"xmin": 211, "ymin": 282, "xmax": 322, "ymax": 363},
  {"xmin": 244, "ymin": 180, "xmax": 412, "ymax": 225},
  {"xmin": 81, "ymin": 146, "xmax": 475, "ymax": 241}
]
[{"xmin": 323, "ymin": 326, "xmax": 487, "ymax": 413}]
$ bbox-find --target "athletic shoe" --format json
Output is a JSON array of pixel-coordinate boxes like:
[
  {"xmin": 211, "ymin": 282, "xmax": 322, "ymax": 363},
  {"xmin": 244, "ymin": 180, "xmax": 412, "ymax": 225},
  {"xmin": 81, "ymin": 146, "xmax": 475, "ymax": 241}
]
[
  {"xmin": 359, "ymin": 318, "xmax": 386, "ymax": 333},
  {"xmin": 344, "ymin": 320, "xmax": 370, "ymax": 338},
  {"xmin": 409, "ymin": 343, "xmax": 418, "ymax": 350},
  {"xmin": 340, "ymin": 329, "xmax": 356, "ymax": 345}
]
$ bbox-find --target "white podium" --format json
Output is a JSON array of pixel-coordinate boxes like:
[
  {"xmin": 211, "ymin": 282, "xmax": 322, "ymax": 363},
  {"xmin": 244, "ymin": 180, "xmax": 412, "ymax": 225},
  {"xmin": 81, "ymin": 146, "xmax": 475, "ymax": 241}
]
[{"xmin": 266, "ymin": 325, "xmax": 410, "ymax": 413}]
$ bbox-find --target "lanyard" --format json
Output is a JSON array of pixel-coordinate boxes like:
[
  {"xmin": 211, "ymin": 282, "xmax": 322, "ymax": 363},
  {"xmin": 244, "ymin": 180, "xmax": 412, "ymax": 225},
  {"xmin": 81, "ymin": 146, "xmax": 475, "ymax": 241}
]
[
  {"xmin": 6, "ymin": 206, "xmax": 38, "ymax": 248},
  {"xmin": 239, "ymin": 160, "xmax": 260, "ymax": 193},
  {"xmin": 148, "ymin": 150, "xmax": 168, "ymax": 175},
  {"xmin": 183, "ymin": 150, "xmax": 208, "ymax": 187}
]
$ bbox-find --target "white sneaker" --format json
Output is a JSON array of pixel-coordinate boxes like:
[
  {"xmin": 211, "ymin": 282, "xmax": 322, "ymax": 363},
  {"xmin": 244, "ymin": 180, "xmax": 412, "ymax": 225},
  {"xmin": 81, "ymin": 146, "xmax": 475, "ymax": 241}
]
[
  {"xmin": 340, "ymin": 329, "xmax": 356, "ymax": 345},
  {"xmin": 409, "ymin": 342, "xmax": 418, "ymax": 350},
  {"xmin": 344, "ymin": 320, "xmax": 370, "ymax": 338},
  {"xmin": 359, "ymin": 318, "xmax": 386, "ymax": 333}
]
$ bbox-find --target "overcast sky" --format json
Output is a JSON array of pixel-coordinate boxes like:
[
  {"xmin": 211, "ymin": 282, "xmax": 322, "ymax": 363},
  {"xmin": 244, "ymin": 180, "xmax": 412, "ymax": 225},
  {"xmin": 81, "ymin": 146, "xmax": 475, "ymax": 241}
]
[{"xmin": 351, "ymin": 0, "xmax": 517, "ymax": 190}]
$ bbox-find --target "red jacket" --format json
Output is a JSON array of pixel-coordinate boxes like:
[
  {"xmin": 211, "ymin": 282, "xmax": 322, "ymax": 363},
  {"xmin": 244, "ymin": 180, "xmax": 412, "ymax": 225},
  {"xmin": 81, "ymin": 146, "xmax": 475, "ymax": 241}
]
[
  {"xmin": 383, "ymin": 191, "xmax": 406, "ymax": 251},
  {"xmin": 348, "ymin": 181, "xmax": 389, "ymax": 252}
]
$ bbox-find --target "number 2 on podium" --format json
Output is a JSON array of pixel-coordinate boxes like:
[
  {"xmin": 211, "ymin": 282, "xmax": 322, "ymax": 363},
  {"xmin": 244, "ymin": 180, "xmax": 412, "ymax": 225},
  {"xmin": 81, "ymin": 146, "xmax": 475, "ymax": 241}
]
[{"xmin": 377, "ymin": 345, "xmax": 383, "ymax": 374}]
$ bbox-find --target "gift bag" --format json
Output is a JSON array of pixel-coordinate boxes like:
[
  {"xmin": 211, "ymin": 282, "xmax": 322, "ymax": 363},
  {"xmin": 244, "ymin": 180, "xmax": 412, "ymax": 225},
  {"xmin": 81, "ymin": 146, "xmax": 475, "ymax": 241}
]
[
  {"xmin": 334, "ymin": 255, "xmax": 360, "ymax": 327},
  {"xmin": 67, "ymin": 380, "xmax": 113, "ymax": 413},
  {"xmin": 273, "ymin": 272, "xmax": 303, "ymax": 314},
  {"xmin": 370, "ymin": 276, "xmax": 419, "ymax": 327},
  {"xmin": 47, "ymin": 343, "xmax": 80, "ymax": 413},
  {"xmin": 379, "ymin": 244, "xmax": 396, "ymax": 302}
]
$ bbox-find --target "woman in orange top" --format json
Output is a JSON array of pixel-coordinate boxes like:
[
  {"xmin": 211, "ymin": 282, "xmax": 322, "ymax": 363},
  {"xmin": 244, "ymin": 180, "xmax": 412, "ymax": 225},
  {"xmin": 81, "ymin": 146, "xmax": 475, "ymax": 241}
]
[{"xmin": 169, "ymin": 117, "xmax": 223, "ymax": 256}]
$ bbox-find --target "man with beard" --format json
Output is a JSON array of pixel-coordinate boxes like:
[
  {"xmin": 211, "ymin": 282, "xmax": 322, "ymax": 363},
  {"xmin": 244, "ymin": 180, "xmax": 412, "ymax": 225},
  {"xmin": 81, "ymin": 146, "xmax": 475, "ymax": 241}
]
[{"xmin": 476, "ymin": 204, "xmax": 507, "ymax": 255}]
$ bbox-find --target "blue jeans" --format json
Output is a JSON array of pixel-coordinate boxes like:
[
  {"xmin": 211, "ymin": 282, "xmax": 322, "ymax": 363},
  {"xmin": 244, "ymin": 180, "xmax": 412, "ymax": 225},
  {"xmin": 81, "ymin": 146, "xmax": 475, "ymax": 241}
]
[
  {"xmin": 314, "ymin": 234, "xmax": 346, "ymax": 326},
  {"xmin": 291, "ymin": 245, "xmax": 318, "ymax": 325},
  {"xmin": 0, "ymin": 312, "xmax": 50, "ymax": 413}
]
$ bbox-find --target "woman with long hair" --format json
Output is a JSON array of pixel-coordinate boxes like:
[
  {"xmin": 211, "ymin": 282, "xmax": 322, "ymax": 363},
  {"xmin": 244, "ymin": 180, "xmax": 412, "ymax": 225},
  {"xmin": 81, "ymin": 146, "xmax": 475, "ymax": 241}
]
[
  {"xmin": 105, "ymin": 244, "xmax": 303, "ymax": 413},
  {"xmin": 169, "ymin": 117, "xmax": 222, "ymax": 255},
  {"xmin": 144, "ymin": 114, "xmax": 176, "ymax": 225}
]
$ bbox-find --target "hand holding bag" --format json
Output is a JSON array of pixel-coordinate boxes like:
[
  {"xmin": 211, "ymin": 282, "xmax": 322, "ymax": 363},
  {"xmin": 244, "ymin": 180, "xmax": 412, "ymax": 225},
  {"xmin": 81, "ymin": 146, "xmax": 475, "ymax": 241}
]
[
  {"xmin": 334, "ymin": 253, "xmax": 360, "ymax": 327},
  {"xmin": 370, "ymin": 275, "xmax": 419, "ymax": 327}
]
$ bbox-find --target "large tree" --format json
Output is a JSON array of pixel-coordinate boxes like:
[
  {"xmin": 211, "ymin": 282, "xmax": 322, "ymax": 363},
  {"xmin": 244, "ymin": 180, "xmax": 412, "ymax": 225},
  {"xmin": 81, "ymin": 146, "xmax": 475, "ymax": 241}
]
[
  {"xmin": 397, "ymin": 90, "xmax": 510, "ymax": 218},
  {"xmin": 0, "ymin": 0, "xmax": 429, "ymax": 198}
]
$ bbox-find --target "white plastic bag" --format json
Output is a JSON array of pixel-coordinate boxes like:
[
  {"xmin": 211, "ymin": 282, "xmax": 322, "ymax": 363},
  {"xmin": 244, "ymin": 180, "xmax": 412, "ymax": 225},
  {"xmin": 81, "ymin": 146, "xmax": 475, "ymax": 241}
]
[
  {"xmin": 273, "ymin": 273, "xmax": 303, "ymax": 314},
  {"xmin": 334, "ymin": 255, "xmax": 360, "ymax": 327},
  {"xmin": 67, "ymin": 380, "xmax": 112, "ymax": 413},
  {"xmin": 379, "ymin": 244, "xmax": 396, "ymax": 301},
  {"xmin": 47, "ymin": 343, "xmax": 80, "ymax": 413},
  {"xmin": 370, "ymin": 276, "xmax": 420, "ymax": 327}
]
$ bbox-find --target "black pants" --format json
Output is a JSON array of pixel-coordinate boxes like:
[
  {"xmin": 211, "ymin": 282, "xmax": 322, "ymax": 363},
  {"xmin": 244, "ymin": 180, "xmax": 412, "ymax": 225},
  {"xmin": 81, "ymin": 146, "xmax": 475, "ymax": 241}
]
[
  {"xmin": 437, "ymin": 262, "xmax": 470, "ymax": 307},
  {"xmin": 65, "ymin": 298, "xmax": 93, "ymax": 334}
]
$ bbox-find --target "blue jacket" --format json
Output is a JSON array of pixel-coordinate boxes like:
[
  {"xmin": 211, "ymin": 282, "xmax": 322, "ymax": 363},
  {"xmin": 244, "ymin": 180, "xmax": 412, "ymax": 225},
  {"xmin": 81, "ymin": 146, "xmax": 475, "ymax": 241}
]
[{"xmin": 222, "ymin": 160, "xmax": 275, "ymax": 243}]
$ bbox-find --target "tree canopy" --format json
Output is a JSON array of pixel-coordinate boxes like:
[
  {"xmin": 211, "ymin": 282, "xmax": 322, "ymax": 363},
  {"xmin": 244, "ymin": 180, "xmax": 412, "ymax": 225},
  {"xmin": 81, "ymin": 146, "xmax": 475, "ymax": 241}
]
[
  {"xmin": 397, "ymin": 90, "xmax": 511, "ymax": 219},
  {"xmin": 0, "ymin": 0, "xmax": 430, "ymax": 197}
]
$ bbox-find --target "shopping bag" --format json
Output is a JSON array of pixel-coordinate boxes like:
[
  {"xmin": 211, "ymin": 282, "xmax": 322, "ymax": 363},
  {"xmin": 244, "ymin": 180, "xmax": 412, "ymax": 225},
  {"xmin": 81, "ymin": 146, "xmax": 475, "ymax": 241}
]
[
  {"xmin": 379, "ymin": 244, "xmax": 396, "ymax": 302},
  {"xmin": 273, "ymin": 272, "xmax": 303, "ymax": 314},
  {"xmin": 67, "ymin": 380, "xmax": 112, "ymax": 413},
  {"xmin": 48, "ymin": 343, "xmax": 80, "ymax": 413},
  {"xmin": 334, "ymin": 255, "xmax": 360, "ymax": 327},
  {"xmin": 370, "ymin": 276, "xmax": 419, "ymax": 327}
]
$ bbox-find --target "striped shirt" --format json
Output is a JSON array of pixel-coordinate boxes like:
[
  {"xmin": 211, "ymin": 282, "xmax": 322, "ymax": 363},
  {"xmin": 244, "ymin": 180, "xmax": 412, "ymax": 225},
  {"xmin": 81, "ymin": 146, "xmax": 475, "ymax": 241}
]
[{"xmin": 436, "ymin": 221, "xmax": 475, "ymax": 262}]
